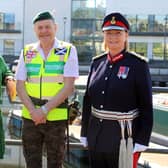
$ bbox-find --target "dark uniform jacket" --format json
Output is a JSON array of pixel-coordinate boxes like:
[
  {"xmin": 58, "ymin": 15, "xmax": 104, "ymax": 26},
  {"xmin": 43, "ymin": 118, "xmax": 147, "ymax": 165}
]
[{"xmin": 81, "ymin": 51, "xmax": 153, "ymax": 153}]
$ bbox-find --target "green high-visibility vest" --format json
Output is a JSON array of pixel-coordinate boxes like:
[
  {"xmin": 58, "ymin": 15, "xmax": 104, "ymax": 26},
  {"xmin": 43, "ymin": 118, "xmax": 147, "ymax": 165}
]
[{"xmin": 22, "ymin": 41, "xmax": 71, "ymax": 121}]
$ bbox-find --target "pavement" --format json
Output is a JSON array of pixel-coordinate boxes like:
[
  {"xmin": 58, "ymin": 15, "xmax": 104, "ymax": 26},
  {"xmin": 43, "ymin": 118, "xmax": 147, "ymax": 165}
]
[
  {"xmin": 69, "ymin": 125, "xmax": 168, "ymax": 168},
  {"xmin": 139, "ymin": 143, "xmax": 168, "ymax": 168}
]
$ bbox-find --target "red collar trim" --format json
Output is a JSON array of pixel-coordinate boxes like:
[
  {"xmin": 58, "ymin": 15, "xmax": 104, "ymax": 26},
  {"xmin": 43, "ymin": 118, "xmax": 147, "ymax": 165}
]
[{"xmin": 107, "ymin": 53, "xmax": 124, "ymax": 63}]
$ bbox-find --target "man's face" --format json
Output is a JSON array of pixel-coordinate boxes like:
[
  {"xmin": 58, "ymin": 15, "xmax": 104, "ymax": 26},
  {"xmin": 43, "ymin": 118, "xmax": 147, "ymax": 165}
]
[{"xmin": 34, "ymin": 19, "xmax": 57, "ymax": 44}]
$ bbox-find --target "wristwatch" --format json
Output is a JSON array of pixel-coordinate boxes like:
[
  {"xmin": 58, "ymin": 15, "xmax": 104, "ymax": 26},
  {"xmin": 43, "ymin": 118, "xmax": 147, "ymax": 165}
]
[{"xmin": 41, "ymin": 105, "xmax": 48, "ymax": 115}]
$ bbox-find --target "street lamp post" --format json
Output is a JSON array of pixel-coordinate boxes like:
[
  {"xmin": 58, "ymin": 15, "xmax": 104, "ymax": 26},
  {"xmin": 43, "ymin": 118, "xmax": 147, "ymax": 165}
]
[
  {"xmin": 164, "ymin": 15, "xmax": 168, "ymax": 60},
  {"xmin": 63, "ymin": 17, "xmax": 67, "ymax": 41}
]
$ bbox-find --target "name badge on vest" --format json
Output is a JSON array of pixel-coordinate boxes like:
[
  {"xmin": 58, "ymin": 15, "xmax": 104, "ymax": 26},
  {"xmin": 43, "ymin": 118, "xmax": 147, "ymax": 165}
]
[
  {"xmin": 54, "ymin": 48, "xmax": 67, "ymax": 55},
  {"xmin": 117, "ymin": 66, "xmax": 129, "ymax": 79}
]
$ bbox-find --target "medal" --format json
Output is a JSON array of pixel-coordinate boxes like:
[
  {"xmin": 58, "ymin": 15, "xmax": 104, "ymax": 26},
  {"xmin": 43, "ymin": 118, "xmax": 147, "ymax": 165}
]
[{"xmin": 117, "ymin": 66, "xmax": 129, "ymax": 79}]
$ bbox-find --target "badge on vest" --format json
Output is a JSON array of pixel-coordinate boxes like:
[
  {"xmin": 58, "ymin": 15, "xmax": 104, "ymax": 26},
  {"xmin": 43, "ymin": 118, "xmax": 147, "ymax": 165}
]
[
  {"xmin": 117, "ymin": 66, "xmax": 129, "ymax": 79},
  {"xmin": 26, "ymin": 50, "xmax": 37, "ymax": 59},
  {"xmin": 54, "ymin": 48, "xmax": 67, "ymax": 55}
]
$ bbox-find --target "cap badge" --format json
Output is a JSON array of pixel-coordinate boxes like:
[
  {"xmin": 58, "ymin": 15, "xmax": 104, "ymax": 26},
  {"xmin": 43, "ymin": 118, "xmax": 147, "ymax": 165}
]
[{"xmin": 111, "ymin": 16, "xmax": 116, "ymax": 25}]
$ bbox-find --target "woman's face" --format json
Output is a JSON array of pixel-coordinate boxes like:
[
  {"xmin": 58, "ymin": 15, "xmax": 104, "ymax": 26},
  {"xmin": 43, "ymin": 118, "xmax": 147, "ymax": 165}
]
[{"xmin": 103, "ymin": 29, "xmax": 128, "ymax": 53}]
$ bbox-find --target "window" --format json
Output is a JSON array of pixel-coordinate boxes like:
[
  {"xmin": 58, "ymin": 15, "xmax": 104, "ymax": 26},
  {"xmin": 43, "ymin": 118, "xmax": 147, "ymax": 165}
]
[
  {"xmin": 137, "ymin": 15, "xmax": 148, "ymax": 32},
  {"xmin": 72, "ymin": 40, "xmax": 93, "ymax": 63},
  {"xmin": 72, "ymin": 0, "xmax": 106, "ymax": 64},
  {"xmin": 130, "ymin": 42, "xmax": 147, "ymax": 57},
  {"xmin": 4, "ymin": 40, "xmax": 15, "ymax": 55},
  {"xmin": 4, "ymin": 13, "xmax": 15, "ymax": 30},
  {"xmin": 153, "ymin": 15, "xmax": 164, "ymax": 32},
  {"xmin": 0, "ymin": 13, "xmax": 4, "ymax": 30},
  {"xmin": 153, "ymin": 43, "xmax": 165, "ymax": 60},
  {"xmin": 72, "ymin": 0, "xmax": 95, "ymax": 18},
  {"xmin": 72, "ymin": 19, "xmax": 94, "ymax": 36},
  {"xmin": 126, "ymin": 15, "xmax": 137, "ymax": 32},
  {"xmin": 127, "ymin": 14, "xmax": 168, "ymax": 33},
  {"xmin": 148, "ymin": 15, "xmax": 155, "ymax": 32}
]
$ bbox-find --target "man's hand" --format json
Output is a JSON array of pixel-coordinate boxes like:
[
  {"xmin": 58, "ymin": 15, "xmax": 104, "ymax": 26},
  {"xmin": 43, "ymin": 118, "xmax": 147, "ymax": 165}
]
[
  {"xmin": 30, "ymin": 108, "xmax": 46, "ymax": 125},
  {"xmin": 6, "ymin": 79, "xmax": 16, "ymax": 101}
]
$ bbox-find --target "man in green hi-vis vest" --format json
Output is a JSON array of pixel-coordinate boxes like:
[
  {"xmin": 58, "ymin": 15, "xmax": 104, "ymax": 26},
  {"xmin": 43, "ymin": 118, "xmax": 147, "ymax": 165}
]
[
  {"xmin": 16, "ymin": 11, "xmax": 79, "ymax": 168},
  {"xmin": 0, "ymin": 55, "xmax": 16, "ymax": 159}
]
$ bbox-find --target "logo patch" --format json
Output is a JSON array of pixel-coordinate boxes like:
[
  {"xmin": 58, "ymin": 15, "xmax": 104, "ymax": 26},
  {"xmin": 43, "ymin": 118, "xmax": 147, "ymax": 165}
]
[
  {"xmin": 54, "ymin": 48, "xmax": 67, "ymax": 55},
  {"xmin": 117, "ymin": 66, "xmax": 129, "ymax": 79},
  {"xmin": 26, "ymin": 50, "xmax": 37, "ymax": 59}
]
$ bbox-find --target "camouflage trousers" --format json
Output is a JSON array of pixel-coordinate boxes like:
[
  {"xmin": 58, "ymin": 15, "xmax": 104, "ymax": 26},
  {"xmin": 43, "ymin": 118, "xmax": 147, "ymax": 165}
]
[{"xmin": 22, "ymin": 118, "xmax": 67, "ymax": 168}]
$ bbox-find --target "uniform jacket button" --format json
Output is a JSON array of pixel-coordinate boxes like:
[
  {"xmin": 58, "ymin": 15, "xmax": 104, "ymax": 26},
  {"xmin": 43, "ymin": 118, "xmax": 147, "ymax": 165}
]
[{"xmin": 100, "ymin": 119, "xmax": 103, "ymax": 122}]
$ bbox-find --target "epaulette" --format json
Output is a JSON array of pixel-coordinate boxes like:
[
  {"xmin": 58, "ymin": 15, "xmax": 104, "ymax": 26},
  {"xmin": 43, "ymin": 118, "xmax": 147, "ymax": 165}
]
[
  {"xmin": 129, "ymin": 51, "xmax": 148, "ymax": 62},
  {"xmin": 59, "ymin": 40, "xmax": 72, "ymax": 47},
  {"xmin": 92, "ymin": 52, "xmax": 107, "ymax": 61}
]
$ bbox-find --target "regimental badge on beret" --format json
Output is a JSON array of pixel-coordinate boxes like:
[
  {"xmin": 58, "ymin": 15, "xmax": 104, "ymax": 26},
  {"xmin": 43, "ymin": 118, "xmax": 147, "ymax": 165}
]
[{"xmin": 111, "ymin": 16, "xmax": 116, "ymax": 25}]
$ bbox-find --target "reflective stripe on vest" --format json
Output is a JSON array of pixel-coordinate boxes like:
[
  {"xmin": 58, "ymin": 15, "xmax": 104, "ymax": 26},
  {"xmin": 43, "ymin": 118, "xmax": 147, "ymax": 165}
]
[
  {"xmin": 22, "ymin": 106, "xmax": 68, "ymax": 121},
  {"xmin": 27, "ymin": 75, "xmax": 64, "ymax": 83},
  {"xmin": 22, "ymin": 41, "xmax": 71, "ymax": 121}
]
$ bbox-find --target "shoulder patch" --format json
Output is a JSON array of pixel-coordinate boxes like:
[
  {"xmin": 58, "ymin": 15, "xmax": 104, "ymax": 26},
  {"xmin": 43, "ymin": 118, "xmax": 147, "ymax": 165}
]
[
  {"xmin": 92, "ymin": 52, "xmax": 107, "ymax": 61},
  {"xmin": 25, "ymin": 42, "xmax": 38, "ymax": 51},
  {"xmin": 129, "ymin": 51, "xmax": 148, "ymax": 62}
]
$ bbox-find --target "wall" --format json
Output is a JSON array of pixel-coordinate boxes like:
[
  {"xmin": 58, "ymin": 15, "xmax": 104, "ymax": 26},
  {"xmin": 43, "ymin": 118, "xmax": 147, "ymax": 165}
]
[
  {"xmin": 24, "ymin": 0, "xmax": 71, "ymax": 45},
  {"xmin": 0, "ymin": 0, "xmax": 23, "ymax": 56},
  {"xmin": 0, "ymin": 0, "xmax": 23, "ymax": 24}
]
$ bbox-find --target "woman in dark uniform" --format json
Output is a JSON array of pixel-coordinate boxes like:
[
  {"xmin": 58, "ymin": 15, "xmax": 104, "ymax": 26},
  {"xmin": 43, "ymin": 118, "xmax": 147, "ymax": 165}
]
[{"xmin": 80, "ymin": 12, "xmax": 153, "ymax": 168}]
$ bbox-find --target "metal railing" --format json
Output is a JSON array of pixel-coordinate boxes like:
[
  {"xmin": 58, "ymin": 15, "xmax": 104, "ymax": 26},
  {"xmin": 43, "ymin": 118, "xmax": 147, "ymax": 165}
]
[
  {"xmin": 152, "ymin": 86, "xmax": 168, "ymax": 93},
  {"xmin": 5, "ymin": 139, "xmax": 168, "ymax": 154},
  {"xmin": 1, "ymin": 86, "xmax": 168, "ymax": 168}
]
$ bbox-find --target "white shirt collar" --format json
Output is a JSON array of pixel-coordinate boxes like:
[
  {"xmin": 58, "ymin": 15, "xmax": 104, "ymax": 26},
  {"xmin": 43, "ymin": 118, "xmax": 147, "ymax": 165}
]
[
  {"xmin": 36, "ymin": 37, "xmax": 59, "ymax": 51},
  {"xmin": 35, "ymin": 38, "xmax": 60, "ymax": 59}
]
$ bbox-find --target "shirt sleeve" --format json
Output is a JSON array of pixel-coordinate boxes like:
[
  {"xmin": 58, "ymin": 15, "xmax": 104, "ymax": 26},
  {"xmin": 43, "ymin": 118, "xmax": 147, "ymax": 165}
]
[
  {"xmin": 64, "ymin": 45, "xmax": 79, "ymax": 78},
  {"xmin": 15, "ymin": 50, "xmax": 27, "ymax": 81},
  {"xmin": 134, "ymin": 61, "xmax": 153, "ymax": 146},
  {"xmin": 0, "ymin": 56, "xmax": 13, "ymax": 85}
]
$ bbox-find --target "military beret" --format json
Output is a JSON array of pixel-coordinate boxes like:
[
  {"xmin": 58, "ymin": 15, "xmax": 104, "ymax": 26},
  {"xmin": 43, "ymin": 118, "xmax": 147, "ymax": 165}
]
[
  {"xmin": 33, "ymin": 11, "xmax": 55, "ymax": 24},
  {"xmin": 102, "ymin": 12, "xmax": 130, "ymax": 31}
]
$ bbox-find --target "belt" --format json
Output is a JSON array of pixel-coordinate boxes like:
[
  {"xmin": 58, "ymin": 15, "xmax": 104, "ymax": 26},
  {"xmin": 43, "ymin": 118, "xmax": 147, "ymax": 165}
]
[
  {"xmin": 29, "ymin": 96, "xmax": 68, "ymax": 108},
  {"xmin": 91, "ymin": 106, "xmax": 139, "ymax": 121}
]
